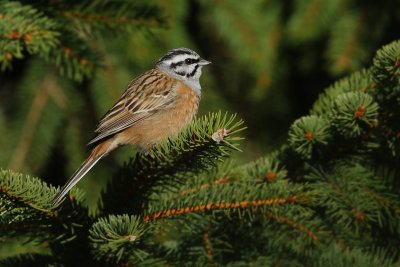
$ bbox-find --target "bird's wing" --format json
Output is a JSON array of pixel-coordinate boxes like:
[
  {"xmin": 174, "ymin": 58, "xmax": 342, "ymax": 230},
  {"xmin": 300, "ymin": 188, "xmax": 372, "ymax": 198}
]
[{"xmin": 87, "ymin": 69, "xmax": 177, "ymax": 146}]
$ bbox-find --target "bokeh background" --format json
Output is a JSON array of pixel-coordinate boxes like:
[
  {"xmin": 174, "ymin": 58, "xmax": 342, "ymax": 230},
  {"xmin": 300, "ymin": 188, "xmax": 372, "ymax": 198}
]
[{"xmin": 0, "ymin": 0, "xmax": 399, "ymax": 213}]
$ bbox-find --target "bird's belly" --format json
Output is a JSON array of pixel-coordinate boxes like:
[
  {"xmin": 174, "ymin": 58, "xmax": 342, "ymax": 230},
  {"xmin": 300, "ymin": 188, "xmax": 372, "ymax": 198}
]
[{"xmin": 118, "ymin": 83, "xmax": 199, "ymax": 151}]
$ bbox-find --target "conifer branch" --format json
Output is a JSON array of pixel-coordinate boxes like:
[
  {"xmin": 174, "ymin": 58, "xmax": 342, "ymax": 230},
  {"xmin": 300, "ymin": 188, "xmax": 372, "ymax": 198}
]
[
  {"xmin": 327, "ymin": 11, "xmax": 365, "ymax": 74},
  {"xmin": 242, "ymin": 155, "xmax": 288, "ymax": 183},
  {"xmin": 0, "ymin": 169, "xmax": 57, "ymax": 214},
  {"xmin": 0, "ymin": 1, "xmax": 59, "ymax": 70},
  {"xmin": 180, "ymin": 176, "xmax": 229, "ymax": 196},
  {"xmin": 57, "ymin": 1, "xmax": 165, "ymax": 33},
  {"xmin": 371, "ymin": 40, "xmax": 400, "ymax": 87},
  {"xmin": 89, "ymin": 214, "xmax": 146, "ymax": 262},
  {"xmin": 288, "ymin": 115, "xmax": 330, "ymax": 158},
  {"xmin": 0, "ymin": 0, "xmax": 165, "ymax": 80},
  {"xmin": 317, "ymin": 244, "xmax": 394, "ymax": 267},
  {"xmin": 0, "ymin": 7, "xmax": 399, "ymax": 264},
  {"xmin": 307, "ymin": 162, "xmax": 400, "ymax": 231},
  {"xmin": 266, "ymin": 211, "xmax": 319, "ymax": 241},
  {"xmin": 62, "ymin": 11, "xmax": 161, "ymax": 27},
  {"xmin": 331, "ymin": 91, "xmax": 379, "ymax": 138},
  {"xmin": 311, "ymin": 70, "xmax": 374, "ymax": 116},
  {"xmin": 203, "ymin": 230, "xmax": 214, "ymax": 264},
  {"xmin": 100, "ymin": 112, "xmax": 245, "ymax": 215},
  {"xmin": 49, "ymin": 40, "xmax": 96, "ymax": 81},
  {"xmin": 143, "ymin": 196, "xmax": 301, "ymax": 222},
  {"xmin": 0, "ymin": 168, "xmax": 89, "ymax": 244},
  {"xmin": 8, "ymin": 75, "xmax": 54, "ymax": 170}
]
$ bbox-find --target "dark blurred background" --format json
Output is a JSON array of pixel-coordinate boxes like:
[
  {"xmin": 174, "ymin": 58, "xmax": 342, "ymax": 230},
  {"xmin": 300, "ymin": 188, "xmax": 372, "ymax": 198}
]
[{"xmin": 0, "ymin": 0, "xmax": 399, "ymax": 211}]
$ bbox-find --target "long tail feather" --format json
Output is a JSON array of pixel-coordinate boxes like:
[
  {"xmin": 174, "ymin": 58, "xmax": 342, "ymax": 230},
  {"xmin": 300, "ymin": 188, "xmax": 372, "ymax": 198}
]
[{"xmin": 52, "ymin": 154, "xmax": 104, "ymax": 205}]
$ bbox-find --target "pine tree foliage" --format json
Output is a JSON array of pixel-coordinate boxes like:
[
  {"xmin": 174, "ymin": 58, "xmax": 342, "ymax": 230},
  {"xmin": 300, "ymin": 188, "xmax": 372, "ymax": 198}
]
[
  {"xmin": 89, "ymin": 214, "xmax": 150, "ymax": 263},
  {"xmin": 1, "ymin": 112, "xmax": 246, "ymax": 266},
  {"xmin": 288, "ymin": 115, "xmax": 330, "ymax": 158},
  {"xmin": 281, "ymin": 40, "xmax": 400, "ymax": 265},
  {"xmin": 0, "ymin": 1, "xmax": 58, "ymax": 70},
  {"xmin": 100, "ymin": 112, "xmax": 245, "ymax": 215},
  {"xmin": 0, "ymin": 0, "xmax": 166, "ymax": 198},
  {"xmin": 331, "ymin": 91, "xmax": 379, "ymax": 138},
  {"xmin": 1, "ymin": 0, "xmax": 400, "ymax": 265},
  {"xmin": 1, "ymin": 0, "xmax": 398, "ymax": 191},
  {"xmin": 314, "ymin": 244, "xmax": 395, "ymax": 267},
  {"xmin": 1, "ymin": 39, "xmax": 399, "ymax": 266},
  {"xmin": 311, "ymin": 69, "xmax": 374, "ymax": 115},
  {"xmin": 187, "ymin": 0, "xmax": 399, "ymax": 150},
  {"xmin": 0, "ymin": 0, "xmax": 165, "ymax": 80}
]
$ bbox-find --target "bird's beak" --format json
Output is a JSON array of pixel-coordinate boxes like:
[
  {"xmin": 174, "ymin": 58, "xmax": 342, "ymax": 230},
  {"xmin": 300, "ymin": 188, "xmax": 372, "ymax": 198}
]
[{"xmin": 199, "ymin": 59, "xmax": 211, "ymax": 66}]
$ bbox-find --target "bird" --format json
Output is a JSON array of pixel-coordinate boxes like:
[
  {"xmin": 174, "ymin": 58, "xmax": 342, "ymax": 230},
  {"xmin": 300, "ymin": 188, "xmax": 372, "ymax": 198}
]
[{"xmin": 52, "ymin": 48, "xmax": 211, "ymax": 205}]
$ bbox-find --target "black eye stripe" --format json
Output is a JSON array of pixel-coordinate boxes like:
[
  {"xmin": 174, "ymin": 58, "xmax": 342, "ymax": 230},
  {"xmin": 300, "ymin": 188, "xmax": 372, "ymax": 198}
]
[
  {"xmin": 185, "ymin": 58, "xmax": 199, "ymax": 64},
  {"xmin": 170, "ymin": 58, "xmax": 199, "ymax": 69}
]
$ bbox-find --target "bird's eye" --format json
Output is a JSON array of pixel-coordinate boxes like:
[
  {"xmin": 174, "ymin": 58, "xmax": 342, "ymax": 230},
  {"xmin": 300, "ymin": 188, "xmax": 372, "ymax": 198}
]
[{"xmin": 185, "ymin": 58, "xmax": 192, "ymax": 64}]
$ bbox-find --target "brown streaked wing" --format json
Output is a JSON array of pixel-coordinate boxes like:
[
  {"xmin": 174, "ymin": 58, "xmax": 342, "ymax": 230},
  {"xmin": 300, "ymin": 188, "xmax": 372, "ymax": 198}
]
[{"xmin": 87, "ymin": 69, "xmax": 177, "ymax": 146}]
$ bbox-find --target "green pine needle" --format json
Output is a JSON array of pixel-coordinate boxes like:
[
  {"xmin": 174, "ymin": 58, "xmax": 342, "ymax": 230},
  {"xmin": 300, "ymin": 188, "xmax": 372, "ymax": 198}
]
[
  {"xmin": 100, "ymin": 111, "xmax": 245, "ymax": 215},
  {"xmin": 288, "ymin": 115, "xmax": 330, "ymax": 158},
  {"xmin": 89, "ymin": 214, "xmax": 148, "ymax": 262},
  {"xmin": 242, "ymin": 155, "xmax": 288, "ymax": 183},
  {"xmin": 0, "ymin": 169, "xmax": 58, "ymax": 211},
  {"xmin": 331, "ymin": 92, "xmax": 378, "ymax": 138},
  {"xmin": 316, "ymin": 244, "xmax": 394, "ymax": 267},
  {"xmin": 0, "ymin": 1, "xmax": 59, "ymax": 70},
  {"xmin": 145, "ymin": 178, "xmax": 312, "ymax": 223},
  {"xmin": 311, "ymin": 69, "xmax": 374, "ymax": 116},
  {"xmin": 371, "ymin": 40, "xmax": 400, "ymax": 87},
  {"xmin": 307, "ymin": 161, "xmax": 400, "ymax": 234},
  {"xmin": 152, "ymin": 111, "xmax": 246, "ymax": 157}
]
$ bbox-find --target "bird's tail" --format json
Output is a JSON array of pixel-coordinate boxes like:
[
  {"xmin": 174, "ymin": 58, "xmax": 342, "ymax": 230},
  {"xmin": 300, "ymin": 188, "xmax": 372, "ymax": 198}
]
[{"xmin": 52, "ymin": 144, "xmax": 109, "ymax": 205}]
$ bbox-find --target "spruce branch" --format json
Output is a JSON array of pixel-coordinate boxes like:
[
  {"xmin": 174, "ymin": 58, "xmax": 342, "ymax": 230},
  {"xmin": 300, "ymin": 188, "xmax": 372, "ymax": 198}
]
[
  {"xmin": 202, "ymin": 229, "xmax": 214, "ymax": 264},
  {"xmin": 144, "ymin": 179, "xmax": 310, "ymax": 222},
  {"xmin": 49, "ymin": 39, "xmax": 97, "ymax": 81},
  {"xmin": 0, "ymin": 1, "xmax": 59, "ymax": 70},
  {"xmin": 89, "ymin": 214, "xmax": 150, "ymax": 263},
  {"xmin": 89, "ymin": 214, "xmax": 168, "ymax": 266},
  {"xmin": 265, "ymin": 211, "xmax": 319, "ymax": 241},
  {"xmin": 100, "ymin": 112, "xmax": 245, "ymax": 215},
  {"xmin": 326, "ymin": 10, "xmax": 365, "ymax": 74},
  {"xmin": 0, "ymin": 169, "xmax": 59, "ymax": 216},
  {"xmin": 0, "ymin": 0, "xmax": 165, "ymax": 81},
  {"xmin": 368, "ymin": 41, "xmax": 400, "ymax": 158},
  {"xmin": 0, "ymin": 168, "xmax": 92, "ymax": 252},
  {"xmin": 57, "ymin": 1, "xmax": 165, "ymax": 34},
  {"xmin": 371, "ymin": 40, "xmax": 400, "ymax": 88},
  {"xmin": 7, "ymin": 71, "xmax": 64, "ymax": 171},
  {"xmin": 288, "ymin": 115, "xmax": 330, "ymax": 158},
  {"xmin": 315, "ymin": 243, "xmax": 396, "ymax": 267},
  {"xmin": 242, "ymin": 155, "xmax": 288, "ymax": 183},
  {"xmin": 61, "ymin": 10, "xmax": 163, "ymax": 32},
  {"xmin": 286, "ymin": 0, "xmax": 337, "ymax": 42},
  {"xmin": 178, "ymin": 176, "xmax": 230, "ymax": 197},
  {"xmin": 307, "ymin": 161, "xmax": 400, "ymax": 234},
  {"xmin": 144, "ymin": 196, "xmax": 301, "ymax": 222},
  {"xmin": 311, "ymin": 69, "xmax": 374, "ymax": 116},
  {"xmin": 331, "ymin": 91, "xmax": 378, "ymax": 138}
]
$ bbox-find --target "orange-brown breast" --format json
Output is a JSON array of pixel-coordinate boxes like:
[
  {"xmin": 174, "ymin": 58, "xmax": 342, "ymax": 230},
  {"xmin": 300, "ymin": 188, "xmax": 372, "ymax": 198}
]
[{"xmin": 117, "ymin": 81, "xmax": 200, "ymax": 151}]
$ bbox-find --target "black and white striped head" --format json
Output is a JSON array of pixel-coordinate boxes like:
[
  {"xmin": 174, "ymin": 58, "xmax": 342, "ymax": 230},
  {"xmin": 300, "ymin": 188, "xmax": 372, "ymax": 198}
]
[{"xmin": 156, "ymin": 48, "xmax": 211, "ymax": 94}]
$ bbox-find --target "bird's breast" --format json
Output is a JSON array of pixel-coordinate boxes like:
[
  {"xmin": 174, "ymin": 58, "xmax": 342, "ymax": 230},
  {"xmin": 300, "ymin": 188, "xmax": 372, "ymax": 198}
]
[{"xmin": 120, "ymin": 81, "xmax": 199, "ymax": 150}]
